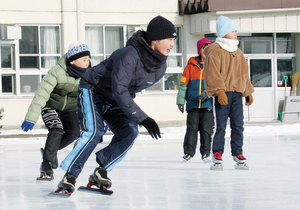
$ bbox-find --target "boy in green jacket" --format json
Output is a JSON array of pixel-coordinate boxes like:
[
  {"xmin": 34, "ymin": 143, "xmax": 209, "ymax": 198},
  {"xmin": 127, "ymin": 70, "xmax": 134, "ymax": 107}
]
[{"xmin": 21, "ymin": 41, "xmax": 90, "ymax": 180}]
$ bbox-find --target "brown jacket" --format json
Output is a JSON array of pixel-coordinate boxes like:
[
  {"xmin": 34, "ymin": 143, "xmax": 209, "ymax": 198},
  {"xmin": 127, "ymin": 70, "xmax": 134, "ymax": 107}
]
[{"xmin": 204, "ymin": 43, "xmax": 254, "ymax": 97}]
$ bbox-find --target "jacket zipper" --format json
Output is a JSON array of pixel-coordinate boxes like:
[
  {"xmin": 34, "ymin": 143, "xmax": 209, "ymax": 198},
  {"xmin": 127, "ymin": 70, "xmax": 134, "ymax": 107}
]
[{"xmin": 195, "ymin": 63, "xmax": 203, "ymax": 108}]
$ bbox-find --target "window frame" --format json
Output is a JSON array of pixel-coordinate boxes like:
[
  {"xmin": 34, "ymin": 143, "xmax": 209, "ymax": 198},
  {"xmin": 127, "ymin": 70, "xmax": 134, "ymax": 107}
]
[{"xmin": 0, "ymin": 24, "xmax": 61, "ymax": 97}]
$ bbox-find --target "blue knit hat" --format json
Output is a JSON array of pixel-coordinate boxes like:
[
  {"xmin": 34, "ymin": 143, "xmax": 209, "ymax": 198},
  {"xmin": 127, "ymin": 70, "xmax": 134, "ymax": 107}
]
[
  {"xmin": 216, "ymin": 15, "xmax": 238, "ymax": 38},
  {"xmin": 67, "ymin": 41, "xmax": 90, "ymax": 62}
]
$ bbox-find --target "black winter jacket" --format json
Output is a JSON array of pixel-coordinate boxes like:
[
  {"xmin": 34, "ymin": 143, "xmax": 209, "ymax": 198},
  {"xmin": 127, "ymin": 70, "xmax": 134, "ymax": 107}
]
[{"xmin": 80, "ymin": 31, "xmax": 168, "ymax": 124}]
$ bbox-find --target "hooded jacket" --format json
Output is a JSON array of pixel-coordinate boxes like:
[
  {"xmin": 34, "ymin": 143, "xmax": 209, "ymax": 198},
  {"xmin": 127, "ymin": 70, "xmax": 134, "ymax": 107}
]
[
  {"xmin": 177, "ymin": 57, "xmax": 212, "ymax": 111},
  {"xmin": 204, "ymin": 43, "xmax": 254, "ymax": 97},
  {"xmin": 80, "ymin": 30, "xmax": 168, "ymax": 124},
  {"xmin": 24, "ymin": 54, "xmax": 81, "ymax": 124}
]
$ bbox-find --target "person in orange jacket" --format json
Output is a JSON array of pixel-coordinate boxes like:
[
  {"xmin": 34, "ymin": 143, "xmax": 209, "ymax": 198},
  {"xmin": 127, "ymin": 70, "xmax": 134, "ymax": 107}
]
[{"xmin": 177, "ymin": 38, "xmax": 214, "ymax": 163}]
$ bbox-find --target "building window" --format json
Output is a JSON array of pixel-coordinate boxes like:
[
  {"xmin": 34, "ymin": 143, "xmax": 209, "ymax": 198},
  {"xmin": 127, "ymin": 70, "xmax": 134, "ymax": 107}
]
[
  {"xmin": 0, "ymin": 25, "xmax": 61, "ymax": 96},
  {"xmin": 16, "ymin": 25, "xmax": 61, "ymax": 95},
  {"xmin": 19, "ymin": 26, "xmax": 60, "ymax": 70},
  {"xmin": 276, "ymin": 33, "xmax": 295, "ymax": 54},
  {"xmin": 277, "ymin": 58, "xmax": 295, "ymax": 87},
  {"xmin": 250, "ymin": 59, "xmax": 272, "ymax": 87},
  {"xmin": 1, "ymin": 74, "xmax": 15, "ymax": 94},
  {"xmin": 85, "ymin": 25, "xmax": 125, "ymax": 66}
]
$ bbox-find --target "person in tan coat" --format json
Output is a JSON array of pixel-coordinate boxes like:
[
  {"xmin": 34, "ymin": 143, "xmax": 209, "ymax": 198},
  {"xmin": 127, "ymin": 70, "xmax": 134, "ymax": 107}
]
[{"xmin": 204, "ymin": 15, "xmax": 254, "ymax": 166}]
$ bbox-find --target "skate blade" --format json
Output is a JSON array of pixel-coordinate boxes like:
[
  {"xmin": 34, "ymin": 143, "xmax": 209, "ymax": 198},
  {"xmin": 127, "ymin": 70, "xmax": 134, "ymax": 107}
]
[
  {"xmin": 48, "ymin": 188, "xmax": 72, "ymax": 197},
  {"xmin": 202, "ymin": 159, "xmax": 212, "ymax": 163},
  {"xmin": 78, "ymin": 186, "xmax": 113, "ymax": 195},
  {"xmin": 36, "ymin": 173, "xmax": 53, "ymax": 181},
  {"xmin": 210, "ymin": 164, "xmax": 223, "ymax": 171},
  {"xmin": 36, "ymin": 177, "xmax": 53, "ymax": 181},
  {"xmin": 234, "ymin": 164, "xmax": 249, "ymax": 170}
]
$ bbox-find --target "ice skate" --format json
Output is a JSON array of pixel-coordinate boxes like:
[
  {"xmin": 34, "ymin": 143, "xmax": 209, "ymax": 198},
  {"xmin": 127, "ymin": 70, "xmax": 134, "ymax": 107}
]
[
  {"xmin": 210, "ymin": 152, "xmax": 223, "ymax": 170},
  {"xmin": 89, "ymin": 167, "xmax": 112, "ymax": 188},
  {"xmin": 202, "ymin": 154, "xmax": 211, "ymax": 163},
  {"xmin": 37, "ymin": 161, "xmax": 53, "ymax": 181},
  {"xmin": 182, "ymin": 154, "xmax": 192, "ymax": 162},
  {"xmin": 233, "ymin": 155, "xmax": 249, "ymax": 170},
  {"xmin": 50, "ymin": 173, "xmax": 77, "ymax": 196},
  {"xmin": 78, "ymin": 174, "xmax": 113, "ymax": 195}
]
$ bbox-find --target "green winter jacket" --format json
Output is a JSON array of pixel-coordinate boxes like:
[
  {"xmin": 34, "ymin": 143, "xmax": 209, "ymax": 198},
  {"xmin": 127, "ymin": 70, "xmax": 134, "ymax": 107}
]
[{"xmin": 24, "ymin": 54, "xmax": 81, "ymax": 124}]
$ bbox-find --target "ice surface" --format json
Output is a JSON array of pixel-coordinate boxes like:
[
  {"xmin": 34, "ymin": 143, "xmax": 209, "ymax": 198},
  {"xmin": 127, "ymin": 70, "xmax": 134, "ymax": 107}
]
[{"xmin": 0, "ymin": 124, "xmax": 300, "ymax": 210}]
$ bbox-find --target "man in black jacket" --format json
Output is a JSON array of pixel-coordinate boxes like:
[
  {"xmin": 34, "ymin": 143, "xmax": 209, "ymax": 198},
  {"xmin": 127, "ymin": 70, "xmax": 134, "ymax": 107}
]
[{"xmin": 56, "ymin": 16, "xmax": 177, "ymax": 194}]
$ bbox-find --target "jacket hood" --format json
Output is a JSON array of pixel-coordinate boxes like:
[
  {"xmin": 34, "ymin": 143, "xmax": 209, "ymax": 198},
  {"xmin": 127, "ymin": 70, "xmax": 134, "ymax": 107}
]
[
  {"xmin": 187, "ymin": 56, "xmax": 201, "ymax": 66},
  {"xmin": 126, "ymin": 30, "xmax": 167, "ymax": 72},
  {"xmin": 58, "ymin": 53, "xmax": 68, "ymax": 71}
]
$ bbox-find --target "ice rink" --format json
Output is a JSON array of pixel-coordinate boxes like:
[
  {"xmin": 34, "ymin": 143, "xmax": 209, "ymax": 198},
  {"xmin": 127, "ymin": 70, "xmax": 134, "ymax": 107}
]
[{"xmin": 0, "ymin": 123, "xmax": 300, "ymax": 210}]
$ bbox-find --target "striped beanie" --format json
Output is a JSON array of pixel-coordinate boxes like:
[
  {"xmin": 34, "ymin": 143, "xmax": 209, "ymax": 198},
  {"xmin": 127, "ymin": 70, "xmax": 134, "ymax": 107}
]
[{"xmin": 67, "ymin": 41, "xmax": 90, "ymax": 62}]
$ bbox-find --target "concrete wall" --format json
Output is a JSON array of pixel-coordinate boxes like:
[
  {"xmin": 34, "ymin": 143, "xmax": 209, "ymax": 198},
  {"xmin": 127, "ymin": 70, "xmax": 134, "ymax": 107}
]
[
  {"xmin": 208, "ymin": 0, "xmax": 300, "ymax": 11},
  {"xmin": 0, "ymin": 0, "xmax": 186, "ymax": 128},
  {"xmin": 0, "ymin": 95, "xmax": 187, "ymax": 129}
]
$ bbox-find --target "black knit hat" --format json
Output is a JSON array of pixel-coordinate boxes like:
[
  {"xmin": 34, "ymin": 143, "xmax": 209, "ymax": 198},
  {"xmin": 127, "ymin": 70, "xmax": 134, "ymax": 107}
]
[{"xmin": 145, "ymin": 16, "xmax": 177, "ymax": 41}]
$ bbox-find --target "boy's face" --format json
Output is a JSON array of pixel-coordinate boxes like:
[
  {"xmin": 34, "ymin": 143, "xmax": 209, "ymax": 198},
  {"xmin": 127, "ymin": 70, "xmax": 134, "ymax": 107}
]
[
  {"xmin": 70, "ymin": 55, "xmax": 90, "ymax": 68},
  {"xmin": 223, "ymin": 31, "xmax": 237, "ymax": 40},
  {"xmin": 200, "ymin": 43, "xmax": 210, "ymax": 61},
  {"xmin": 151, "ymin": 38, "xmax": 175, "ymax": 56}
]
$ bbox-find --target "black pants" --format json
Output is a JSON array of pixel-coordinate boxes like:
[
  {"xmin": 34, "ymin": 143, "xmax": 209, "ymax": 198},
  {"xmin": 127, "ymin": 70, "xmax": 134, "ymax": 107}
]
[
  {"xmin": 183, "ymin": 108, "xmax": 214, "ymax": 157},
  {"xmin": 41, "ymin": 106, "xmax": 80, "ymax": 163}
]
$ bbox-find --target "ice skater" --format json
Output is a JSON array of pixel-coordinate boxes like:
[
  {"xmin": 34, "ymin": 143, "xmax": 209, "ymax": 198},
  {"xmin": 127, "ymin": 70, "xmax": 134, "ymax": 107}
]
[
  {"xmin": 177, "ymin": 38, "xmax": 214, "ymax": 163},
  {"xmin": 204, "ymin": 15, "xmax": 254, "ymax": 170},
  {"xmin": 55, "ymin": 15, "xmax": 177, "ymax": 194},
  {"xmin": 21, "ymin": 41, "xmax": 91, "ymax": 180}
]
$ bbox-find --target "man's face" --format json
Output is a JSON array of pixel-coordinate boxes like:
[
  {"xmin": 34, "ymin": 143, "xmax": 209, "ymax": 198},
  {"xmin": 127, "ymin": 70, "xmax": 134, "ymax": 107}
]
[{"xmin": 152, "ymin": 38, "xmax": 175, "ymax": 56}]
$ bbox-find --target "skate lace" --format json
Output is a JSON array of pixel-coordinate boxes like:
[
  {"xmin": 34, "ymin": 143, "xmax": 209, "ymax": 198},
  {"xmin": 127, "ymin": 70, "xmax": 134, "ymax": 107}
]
[{"xmin": 214, "ymin": 152, "xmax": 222, "ymax": 160}]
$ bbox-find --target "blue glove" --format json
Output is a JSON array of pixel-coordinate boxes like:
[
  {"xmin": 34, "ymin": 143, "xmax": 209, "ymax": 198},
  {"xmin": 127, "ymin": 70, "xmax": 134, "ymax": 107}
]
[{"xmin": 21, "ymin": 121, "xmax": 35, "ymax": 132}]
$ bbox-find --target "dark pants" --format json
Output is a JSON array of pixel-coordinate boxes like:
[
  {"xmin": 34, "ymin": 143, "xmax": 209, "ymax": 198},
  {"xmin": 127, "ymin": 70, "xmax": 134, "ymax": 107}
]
[
  {"xmin": 60, "ymin": 88, "xmax": 139, "ymax": 177},
  {"xmin": 183, "ymin": 108, "xmax": 214, "ymax": 157},
  {"xmin": 41, "ymin": 107, "xmax": 80, "ymax": 163},
  {"xmin": 212, "ymin": 91, "xmax": 244, "ymax": 156}
]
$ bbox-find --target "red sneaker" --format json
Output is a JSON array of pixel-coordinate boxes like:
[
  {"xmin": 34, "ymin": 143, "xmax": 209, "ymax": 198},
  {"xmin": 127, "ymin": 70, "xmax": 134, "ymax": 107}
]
[
  {"xmin": 233, "ymin": 155, "xmax": 247, "ymax": 163},
  {"xmin": 212, "ymin": 152, "xmax": 223, "ymax": 163}
]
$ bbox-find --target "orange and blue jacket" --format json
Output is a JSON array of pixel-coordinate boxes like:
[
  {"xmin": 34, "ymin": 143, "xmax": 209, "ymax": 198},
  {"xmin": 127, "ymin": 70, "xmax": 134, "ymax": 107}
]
[{"xmin": 176, "ymin": 56, "xmax": 212, "ymax": 111}]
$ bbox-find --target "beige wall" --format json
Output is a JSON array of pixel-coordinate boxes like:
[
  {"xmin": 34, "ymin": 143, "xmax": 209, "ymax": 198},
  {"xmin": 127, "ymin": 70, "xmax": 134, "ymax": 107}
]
[
  {"xmin": 0, "ymin": 0, "xmax": 187, "ymax": 129},
  {"xmin": 0, "ymin": 95, "xmax": 187, "ymax": 129},
  {"xmin": 208, "ymin": 0, "xmax": 300, "ymax": 11}
]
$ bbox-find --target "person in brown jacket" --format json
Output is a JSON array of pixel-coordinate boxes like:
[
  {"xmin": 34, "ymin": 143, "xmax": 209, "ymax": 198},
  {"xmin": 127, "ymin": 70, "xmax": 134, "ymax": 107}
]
[{"xmin": 204, "ymin": 15, "xmax": 254, "ymax": 168}]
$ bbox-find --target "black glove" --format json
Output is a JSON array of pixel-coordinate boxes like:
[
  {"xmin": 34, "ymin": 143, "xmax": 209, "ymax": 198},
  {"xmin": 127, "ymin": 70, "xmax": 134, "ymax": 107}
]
[
  {"xmin": 177, "ymin": 104, "xmax": 184, "ymax": 113},
  {"xmin": 140, "ymin": 117, "xmax": 161, "ymax": 139},
  {"xmin": 199, "ymin": 91, "xmax": 208, "ymax": 101}
]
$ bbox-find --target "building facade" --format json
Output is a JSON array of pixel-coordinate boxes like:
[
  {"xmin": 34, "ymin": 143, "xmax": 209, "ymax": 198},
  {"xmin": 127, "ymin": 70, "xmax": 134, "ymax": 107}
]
[{"xmin": 0, "ymin": 0, "xmax": 300, "ymax": 128}]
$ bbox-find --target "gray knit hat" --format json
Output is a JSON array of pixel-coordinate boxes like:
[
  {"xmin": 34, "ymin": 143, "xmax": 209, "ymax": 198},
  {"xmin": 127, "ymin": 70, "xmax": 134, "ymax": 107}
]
[{"xmin": 145, "ymin": 16, "xmax": 177, "ymax": 41}]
